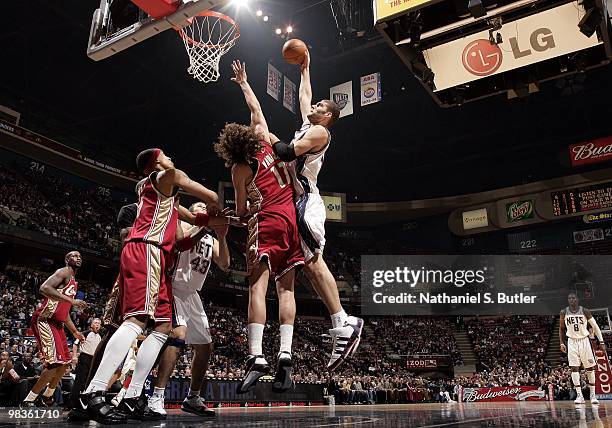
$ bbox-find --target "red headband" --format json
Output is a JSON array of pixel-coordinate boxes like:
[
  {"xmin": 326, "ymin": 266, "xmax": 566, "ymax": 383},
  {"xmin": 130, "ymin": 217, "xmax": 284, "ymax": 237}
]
[{"xmin": 147, "ymin": 148, "xmax": 161, "ymax": 171}]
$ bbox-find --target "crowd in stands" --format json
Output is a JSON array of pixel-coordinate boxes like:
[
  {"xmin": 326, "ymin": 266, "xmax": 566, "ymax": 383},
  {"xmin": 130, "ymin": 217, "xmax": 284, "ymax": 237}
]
[
  {"xmin": 0, "ymin": 164, "xmax": 121, "ymax": 256},
  {"xmin": 2, "ymin": 264, "xmax": 604, "ymax": 406}
]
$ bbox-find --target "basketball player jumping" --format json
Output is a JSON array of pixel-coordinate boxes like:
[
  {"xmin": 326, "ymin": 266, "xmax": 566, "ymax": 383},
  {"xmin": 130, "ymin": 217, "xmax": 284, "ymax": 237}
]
[
  {"xmin": 148, "ymin": 201, "xmax": 230, "ymax": 418},
  {"xmin": 215, "ymin": 60, "xmax": 304, "ymax": 394},
  {"xmin": 270, "ymin": 51, "xmax": 363, "ymax": 370},
  {"xmin": 83, "ymin": 149, "xmax": 232, "ymax": 424},
  {"xmin": 22, "ymin": 251, "xmax": 87, "ymax": 407},
  {"xmin": 560, "ymin": 292, "xmax": 606, "ymax": 405}
]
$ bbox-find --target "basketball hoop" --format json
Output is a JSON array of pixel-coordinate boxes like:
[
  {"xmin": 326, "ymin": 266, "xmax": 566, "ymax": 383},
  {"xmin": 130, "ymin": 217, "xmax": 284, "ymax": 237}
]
[{"xmin": 178, "ymin": 10, "xmax": 240, "ymax": 83}]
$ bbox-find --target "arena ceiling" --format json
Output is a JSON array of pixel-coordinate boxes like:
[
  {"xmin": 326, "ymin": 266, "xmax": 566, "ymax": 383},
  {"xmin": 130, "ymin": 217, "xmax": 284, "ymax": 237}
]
[{"xmin": 1, "ymin": 0, "xmax": 611, "ymax": 202}]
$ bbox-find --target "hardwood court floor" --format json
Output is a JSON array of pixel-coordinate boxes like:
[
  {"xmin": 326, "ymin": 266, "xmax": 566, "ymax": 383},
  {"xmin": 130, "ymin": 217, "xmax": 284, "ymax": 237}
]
[{"xmin": 1, "ymin": 401, "xmax": 612, "ymax": 427}]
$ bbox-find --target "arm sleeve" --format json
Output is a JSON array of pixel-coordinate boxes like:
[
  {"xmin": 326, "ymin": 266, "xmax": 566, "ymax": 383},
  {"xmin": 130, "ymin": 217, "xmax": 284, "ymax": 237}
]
[
  {"xmin": 588, "ymin": 317, "xmax": 604, "ymax": 342},
  {"xmin": 272, "ymin": 140, "xmax": 297, "ymax": 162}
]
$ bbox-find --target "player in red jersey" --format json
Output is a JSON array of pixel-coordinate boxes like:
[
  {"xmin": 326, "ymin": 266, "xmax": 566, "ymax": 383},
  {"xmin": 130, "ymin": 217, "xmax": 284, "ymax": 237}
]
[
  {"xmin": 21, "ymin": 251, "xmax": 87, "ymax": 407},
  {"xmin": 83, "ymin": 149, "xmax": 232, "ymax": 424},
  {"xmin": 215, "ymin": 60, "xmax": 304, "ymax": 394}
]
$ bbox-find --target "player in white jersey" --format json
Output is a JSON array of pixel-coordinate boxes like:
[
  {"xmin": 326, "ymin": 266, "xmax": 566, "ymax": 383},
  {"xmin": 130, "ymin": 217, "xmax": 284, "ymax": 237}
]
[
  {"xmin": 148, "ymin": 202, "xmax": 230, "ymax": 417},
  {"xmin": 270, "ymin": 50, "xmax": 363, "ymax": 371},
  {"xmin": 560, "ymin": 292, "xmax": 606, "ymax": 405}
]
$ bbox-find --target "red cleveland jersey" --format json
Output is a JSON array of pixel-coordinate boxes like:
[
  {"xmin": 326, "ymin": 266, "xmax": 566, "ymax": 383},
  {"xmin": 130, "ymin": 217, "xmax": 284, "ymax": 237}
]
[
  {"xmin": 33, "ymin": 275, "xmax": 78, "ymax": 323},
  {"xmin": 127, "ymin": 171, "xmax": 179, "ymax": 253},
  {"xmin": 247, "ymin": 143, "xmax": 295, "ymax": 217}
]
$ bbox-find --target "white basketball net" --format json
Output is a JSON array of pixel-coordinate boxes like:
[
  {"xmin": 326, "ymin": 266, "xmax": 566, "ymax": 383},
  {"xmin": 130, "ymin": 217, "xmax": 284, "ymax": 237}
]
[{"xmin": 179, "ymin": 12, "xmax": 239, "ymax": 83}]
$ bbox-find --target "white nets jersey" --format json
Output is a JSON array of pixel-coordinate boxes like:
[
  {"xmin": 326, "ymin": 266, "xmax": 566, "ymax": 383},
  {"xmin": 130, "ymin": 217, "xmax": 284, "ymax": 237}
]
[
  {"xmin": 564, "ymin": 306, "xmax": 590, "ymax": 339},
  {"xmin": 173, "ymin": 233, "xmax": 215, "ymax": 292},
  {"xmin": 290, "ymin": 122, "xmax": 331, "ymax": 196}
]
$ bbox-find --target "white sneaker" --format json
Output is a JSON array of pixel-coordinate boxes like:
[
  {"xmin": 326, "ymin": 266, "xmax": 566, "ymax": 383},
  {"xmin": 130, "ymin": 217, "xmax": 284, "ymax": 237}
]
[
  {"xmin": 591, "ymin": 396, "xmax": 599, "ymax": 405},
  {"xmin": 327, "ymin": 316, "xmax": 364, "ymax": 371},
  {"xmin": 574, "ymin": 395, "xmax": 585, "ymax": 405},
  {"xmin": 148, "ymin": 393, "xmax": 167, "ymax": 415}
]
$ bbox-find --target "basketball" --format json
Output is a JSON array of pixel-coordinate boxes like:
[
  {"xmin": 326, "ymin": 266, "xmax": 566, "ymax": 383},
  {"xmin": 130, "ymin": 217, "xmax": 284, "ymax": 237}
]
[{"xmin": 282, "ymin": 39, "xmax": 308, "ymax": 65}]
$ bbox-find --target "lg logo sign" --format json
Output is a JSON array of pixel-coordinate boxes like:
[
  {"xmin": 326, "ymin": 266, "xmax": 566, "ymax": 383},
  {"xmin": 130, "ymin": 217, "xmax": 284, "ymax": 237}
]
[
  {"xmin": 462, "ymin": 28, "xmax": 556, "ymax": 77},
  {"xmin": 462, "ymin": 40, "xmax": 502, "ymax": 76}
]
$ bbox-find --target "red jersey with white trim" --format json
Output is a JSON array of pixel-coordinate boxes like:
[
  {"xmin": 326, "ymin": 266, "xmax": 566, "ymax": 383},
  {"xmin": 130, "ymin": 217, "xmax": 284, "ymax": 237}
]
[
  {"xmin": 33, "ymin": 275, "xmax": 78, "ymax": 323},
  {"xmin": 127, "ymin": 171, "xmax": 179, "ymax": 253},
  {"xmin": 247, "ymin": 143, "xmax": 294, "ymax": 217}
]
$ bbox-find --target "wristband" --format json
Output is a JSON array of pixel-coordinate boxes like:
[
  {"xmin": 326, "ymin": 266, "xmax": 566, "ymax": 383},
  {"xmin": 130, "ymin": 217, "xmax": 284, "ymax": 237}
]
[{"xmin": 194, "ymin": 212, "xmax": 210, "ymax": 227}]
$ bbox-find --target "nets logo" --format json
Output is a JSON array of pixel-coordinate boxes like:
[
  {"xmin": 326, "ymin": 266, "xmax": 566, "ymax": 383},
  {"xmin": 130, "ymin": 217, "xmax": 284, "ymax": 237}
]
[
  {"xmin": 332, "ymin": 93, "xmax": 349, "ymax": 109},
  {"xmin": 462, "ymin": 40, "xmax": 503, "ymax": 76}
]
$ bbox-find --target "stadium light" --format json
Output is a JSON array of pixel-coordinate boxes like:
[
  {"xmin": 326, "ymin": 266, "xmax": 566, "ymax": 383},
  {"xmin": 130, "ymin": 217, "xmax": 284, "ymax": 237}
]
[
  {"xmin": 286, "ymin": 25, "xmax": 293, "ymax": 33},
  {"xmin": 232, "ymin": 0, "xmax": 248, "ymax": 7},
  {"xmin": 263, "ymin": 15, "xmax": 269, "ymax": 22},
  {"xmin": 256, "ymin": 9, "xmax": 263, "ymax": 16},
  {"xmin": 275, "ymin": 28, "xmax": 282, "ymax": 35}
]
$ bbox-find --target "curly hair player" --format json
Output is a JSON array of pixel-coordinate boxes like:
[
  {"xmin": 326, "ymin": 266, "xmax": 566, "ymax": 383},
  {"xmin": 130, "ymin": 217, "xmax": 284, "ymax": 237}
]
[{"xmin": 215, "ymin": 60, "xmax": 304, "ymax": 394}]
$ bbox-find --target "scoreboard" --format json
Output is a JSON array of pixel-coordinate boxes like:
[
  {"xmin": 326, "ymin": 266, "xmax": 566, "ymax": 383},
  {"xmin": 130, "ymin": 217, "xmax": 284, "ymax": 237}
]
[{"xmin": 552, "ymin": 182, "xmax": 612, "ymax": 216}]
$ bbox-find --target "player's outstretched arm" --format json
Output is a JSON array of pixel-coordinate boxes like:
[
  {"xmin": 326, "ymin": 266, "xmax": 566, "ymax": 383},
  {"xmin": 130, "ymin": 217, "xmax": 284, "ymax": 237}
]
[
  {"xmin": 231, "ymin": 163, "xmax": 252, "ymax": 218},
  {"xmin": 231, "ymin": 60, "xmax": 270, "ymax": 142},
  {"xmin": 212, "ymin": 225, "xmax": 230, "ymax": 271},
  {"xmin": 270, "ymin": 125, "xmax": 327, "ymax": 161},
  {"xmin": 40, "ymin": 268, "xmax": 86, "ymax": 308},
  {"xmin": 159, "ymin": 168, "xmax": 219, "ymax": 206},
  {"xmin": 299, "ymin": 51, "xmax": 312, "ymax": 123}
]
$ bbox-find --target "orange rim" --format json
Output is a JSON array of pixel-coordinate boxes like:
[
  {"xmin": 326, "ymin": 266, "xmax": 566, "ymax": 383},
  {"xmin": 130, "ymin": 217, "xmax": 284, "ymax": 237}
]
[{"xmin": 178, "ymin": 10, "xmax": 240, "ymax": 49}]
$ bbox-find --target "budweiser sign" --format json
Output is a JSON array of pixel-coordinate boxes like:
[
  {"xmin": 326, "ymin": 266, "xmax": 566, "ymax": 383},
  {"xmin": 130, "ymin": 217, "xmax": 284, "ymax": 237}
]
[
  {"xmin": 462, "ymin": 386, "xmax": 546, "ymax": 402},
  {"xmin": 570, "ymin": 136, "xmax": 612, "ymax": 167}
]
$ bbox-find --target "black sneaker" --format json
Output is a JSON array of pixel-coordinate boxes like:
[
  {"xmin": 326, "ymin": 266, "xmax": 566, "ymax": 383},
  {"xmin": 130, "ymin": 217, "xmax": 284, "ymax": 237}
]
[
  {"xmin": 236, "ymin": 355, "xmax": 270, "ymax": 394},
  {"xmin": 20, "ymin": 400, "xmax": 38, "ymax": 408},
  {"xmin": 272, "ymin": 352, "xmax": 293, "ymax": 393},
  {"xmin": 118, "ymin": 395, "xmax": 166, "ymax": 421},
  {"xmin": 182, "ymin": 395, "xmax": 215, "ymax": 417},
  {"xmin": 85, "ymin": 391, "xmax": 127, "ymax": 425}
]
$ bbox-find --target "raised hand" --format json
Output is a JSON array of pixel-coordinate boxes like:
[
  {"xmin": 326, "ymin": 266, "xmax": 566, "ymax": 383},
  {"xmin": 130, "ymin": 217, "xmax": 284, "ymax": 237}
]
[{"xmin": 231, "ymin": 60, "xmax": 247, "ymax": 84}]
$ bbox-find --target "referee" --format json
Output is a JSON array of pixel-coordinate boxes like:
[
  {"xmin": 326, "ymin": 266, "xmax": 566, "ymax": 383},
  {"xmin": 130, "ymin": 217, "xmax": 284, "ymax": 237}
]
[{"xmin": 69, "ymin": 318, "xmax": 102, "ymax": 408}]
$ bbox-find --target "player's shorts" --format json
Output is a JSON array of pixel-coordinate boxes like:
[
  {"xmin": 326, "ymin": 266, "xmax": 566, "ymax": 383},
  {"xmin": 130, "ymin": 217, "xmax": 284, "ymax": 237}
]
[
  {"xmin": 295, "ymin": 193, "xmax": 326, "ymax": 262},
  {"xmin": 31, "ymin": 315, "xmax": 70, "ymax": 366},
  {"xmin": 120, "ymin": 241, "xmax": 172, "ymax": 323},
  {"xmin": 567, "ymin": 336, "xmax": 596, "ymax": 368},
  {"xmin": 172, "ymin": 287, "xmax": 212, "ymax": 345},
  {"xmin": 247, "ymin": 210, "xmax": 304, "ymax": 281},
  {"xmin": 102, "ymin": 273, "xmax": 122, "ymax": 328}
]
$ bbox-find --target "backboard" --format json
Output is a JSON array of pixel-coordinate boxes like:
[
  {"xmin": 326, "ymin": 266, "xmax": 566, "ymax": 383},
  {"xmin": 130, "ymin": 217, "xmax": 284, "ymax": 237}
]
[{"xmin": 87, "ymin": 0, "xmax": 228, "ymax": 61}]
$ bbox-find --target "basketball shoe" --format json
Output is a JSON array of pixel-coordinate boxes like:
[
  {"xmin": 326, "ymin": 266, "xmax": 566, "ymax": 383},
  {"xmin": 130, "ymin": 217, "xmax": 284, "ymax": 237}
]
[
  {"xmin": 148, "ymin": 393, "xmax": 166, "ymax": 416},
  {"xmin": 182, "ymin": 395, "xmax": 215, "ymax": 416},
  {"xmin": 591, "ymin": 395, "xmax": 599, "ymax": 405},
  {"xmin": 574, "ymin": 394, "xmax": 585, "ymax": 405},
  {"xmin": 326, "ymin": 316, "xmax": 364, "ymax": 371},
  {"xmin": 272, "ymin": 351, "xmax": 293, "ymax": 393},
  {"xmin": 236, "ymin": 355, "xmax": 270, "ymax": 394}
]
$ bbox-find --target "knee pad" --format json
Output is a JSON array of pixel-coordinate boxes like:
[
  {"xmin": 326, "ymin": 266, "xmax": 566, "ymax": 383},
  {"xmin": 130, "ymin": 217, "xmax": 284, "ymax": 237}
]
[{"xmin": 167, "ymin": 337, "xmax": 186, "ymax": 349}]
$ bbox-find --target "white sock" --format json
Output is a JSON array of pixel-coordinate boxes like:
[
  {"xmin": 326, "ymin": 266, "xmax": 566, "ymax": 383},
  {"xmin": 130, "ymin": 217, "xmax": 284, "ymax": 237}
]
[
  {"xmin": 24, "ymin": 391, "xmax": 39, "ymax": 402},
  {"xmin": 42, "ymin": 388, "xmax": 55, "ymax": 397},
  {"xmin": 331, "ymin": 310, "xmax": 348, "ymax": 329},
  {"xmin": 248, "ymin": 323, "xmax": 264, "ymax": 356},
  {"xmin": 279, "ymin": 324, "xmax": 293, "ymax": 355},
  {"xmin": 188, "ymin": 388, "xmax": 200, "ymax": 397},
  {"xmin": 571, "ymin": 372, "xmax": 583, "ymax": 396},
  {"xmin": 587, "ymin": 370, "xmax": 596, "ymax": 398},
  {"xmin": 154, "ymin": 387, "xmax": 165, "ymax": 397},
  {"xmin": 124, "ymin": 331, "xmax": 168, "ymax": 399},
  {"xmin": 85, "ymin": 321, "xmax": 142, "ymax": 393}
]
